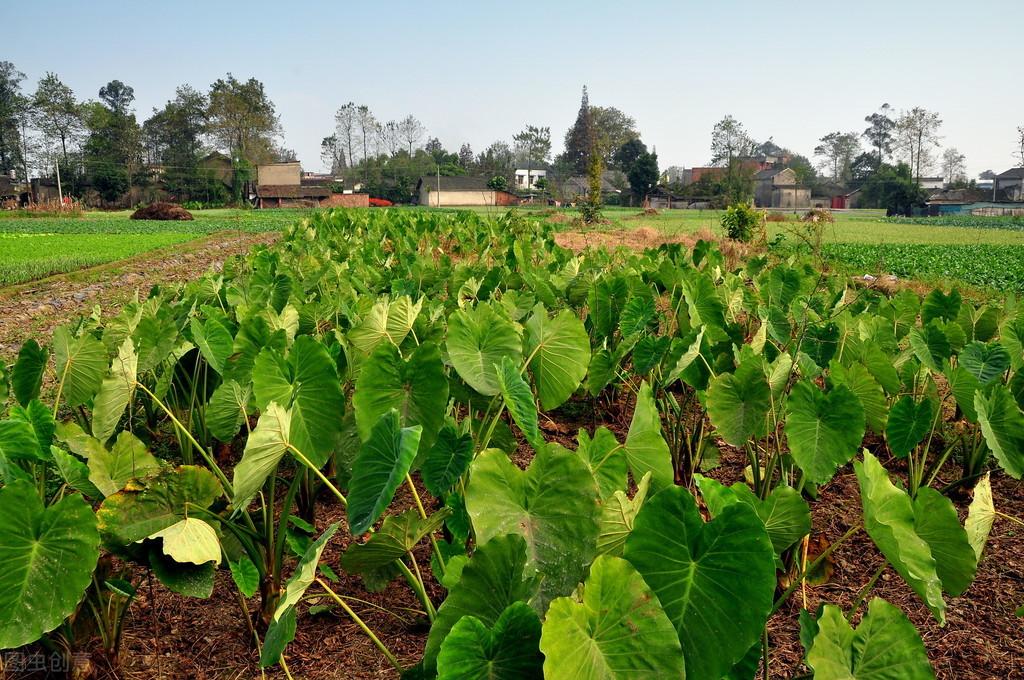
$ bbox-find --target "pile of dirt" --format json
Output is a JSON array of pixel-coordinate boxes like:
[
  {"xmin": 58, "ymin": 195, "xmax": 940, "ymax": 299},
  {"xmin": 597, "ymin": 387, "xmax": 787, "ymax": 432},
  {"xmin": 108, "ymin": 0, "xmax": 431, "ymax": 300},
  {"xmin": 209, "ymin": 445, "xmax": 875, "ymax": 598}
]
[{"xmin": 130, "ymin": 202, "xmax": 194, "ymax": 221}]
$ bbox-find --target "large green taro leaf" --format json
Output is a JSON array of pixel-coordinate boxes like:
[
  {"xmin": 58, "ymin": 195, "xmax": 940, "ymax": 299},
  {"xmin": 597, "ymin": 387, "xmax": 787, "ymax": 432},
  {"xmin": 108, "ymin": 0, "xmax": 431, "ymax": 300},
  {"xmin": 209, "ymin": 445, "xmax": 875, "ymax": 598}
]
[
  {"xmin": 97, "ymin": 465, "xmax": 223, "ymax": 549},
  {"xmin": 52, "ymin": 326, "xmax": 107, "ymax": 408},
  {"xmin": 523, "ymin": 306, "xmax": 590, "ymax": 410},
  {"xmin": 805, "ymin": 598, "xmax": 934, "ymax": 679},
  {"xmin": 912, "ymin": 487, "xmax": 977, "ymax": 597},
  {"xmin": 0, "ymin": 481, "xmax": 100, "ymax": 649},
  {"xmin": 540, "ymin": 555, "xmax": 685, "ymax": 679},
  {"xmin": 854, "ymin": 452, "xmax": 946, "ymax": 623},
  {"xmin": 707, "ymin": 359, "xmax": 770, "ymax": 447},
  {"xmin": 423, "ymin": 534, "xmax": 540, "ymax": 673},
  {"xmin": 232, "ymin": 402, "xmax": 291, "ymax": 508},
  {"xmin": 347, "ymin": 296, "xmax": 422, "ymax": 355},
  {"xmin": 422, "ymin": 423, "xmax": 474, "ymax": 497},
  {"xmin": 437, "ymin": 602, "xmax": 543, "ymax": 680},
  {"xmin": 624, "ymin": 381, "xmax": 673, "ymax": 490},
  {"xmin": 88, "ymin": 430, "xmax": 162, "ymax": 497},
  {"xmin": 346, "ymin": 410, "xmax": 422, "ymax": 536},
  {"xmin": 829, "ymin": 360, "xmax": 887, "ymax": 434},
  {"xmin": 11, "ymin": 340, "xmax": 48, "ymax": 408},
  {"xmin": 205, "ymin": 379, "xmax": 251, "ymax": 443},
  {"xmin": 975, "ymin": 385, "xmax": 1024, "ymax": 479},
  {"xmin": 576, "ymin": 426, "xmax": 628, "ymax": 500},
  {"xmin": 785, "ymin": 380, "xmax": 864, "ymax": 484},
  {"xmin": 466, "ymin": 446, "xmax": 600, "ymax": 613},
  {"xmin": 623, "ymin": 485, "xmax": 774, "ymax": 680},
  {"xmin": 446, "ymin": 303, "xmax": 523, "ymax": 397},
  {"xmin": 251, "ymin": 335, "xmax": 345, "ymax": 467},
  {"xmin": 959, "ymin": 341, "xmax": 1010, "ymax": 386},
  {"xmin": 91, "ymin": 338, "xmax": 137, "ymax": 444},
  {"xmin": 495, "ymin": 356, "xmax": 543, "ymax": 452},
  {"xmin": 341, "ymin": 507, "xmax": 449, "ymax": 575},
  {"xmin": 353, "ymin": 342, "xmax": 447, "ymax": 454},
  {"xmin": 886, "ymin": 396, "xmax": 936, "ymax": 458},
  {"xmin": 189, "ymin": 316, "xmax": 234, "ymax": 376},
  {"xmin": 596, "ymin": 472, "xmax": 651, "ymax": 557}
]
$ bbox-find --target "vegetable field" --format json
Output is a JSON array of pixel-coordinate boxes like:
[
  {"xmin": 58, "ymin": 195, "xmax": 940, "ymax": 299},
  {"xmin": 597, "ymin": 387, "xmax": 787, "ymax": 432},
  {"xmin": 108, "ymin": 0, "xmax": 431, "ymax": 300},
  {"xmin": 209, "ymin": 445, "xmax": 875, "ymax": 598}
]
[{"xmin": 1, "ymin": 208, "xmax": 1022, "ymax": 679}]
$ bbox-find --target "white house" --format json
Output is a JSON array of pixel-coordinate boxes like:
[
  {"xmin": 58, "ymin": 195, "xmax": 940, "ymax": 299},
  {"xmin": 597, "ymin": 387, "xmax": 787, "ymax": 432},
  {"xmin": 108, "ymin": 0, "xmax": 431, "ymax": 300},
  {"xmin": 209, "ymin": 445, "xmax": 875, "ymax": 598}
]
[
  {"xmin": 514, "ymin": 168, "xmax": 546, "ymax": 190},
  {"xmin": 918, "ymin": 176, "xmax": 945, "ymax": 190}
]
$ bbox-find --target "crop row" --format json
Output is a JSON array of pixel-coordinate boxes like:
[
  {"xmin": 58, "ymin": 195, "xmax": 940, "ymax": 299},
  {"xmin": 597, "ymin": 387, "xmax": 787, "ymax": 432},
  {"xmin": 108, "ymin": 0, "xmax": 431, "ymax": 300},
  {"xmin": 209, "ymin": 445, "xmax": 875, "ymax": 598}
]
[
  {"xmin": 883, "ymin": 214, "xmax": 1024, "ymax": 230},
  {"xmin": 1, "ymin": 208, "xmax": 1022, "ymax": 678}
]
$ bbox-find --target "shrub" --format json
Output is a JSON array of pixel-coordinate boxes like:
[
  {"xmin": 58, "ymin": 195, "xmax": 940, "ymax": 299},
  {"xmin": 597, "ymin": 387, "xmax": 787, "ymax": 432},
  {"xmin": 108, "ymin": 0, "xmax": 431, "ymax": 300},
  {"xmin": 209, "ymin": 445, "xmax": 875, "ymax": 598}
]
[
  {"xmin": 721, "ymin": 203, "xmax": 762, "ymax": 242},
  {"xmin": 802, "ymin": 208, "xmax": 834, "ymax": 223},
  {"xmin": 765, "ymin": 212, "xmax": 788, "ymax": 222}
]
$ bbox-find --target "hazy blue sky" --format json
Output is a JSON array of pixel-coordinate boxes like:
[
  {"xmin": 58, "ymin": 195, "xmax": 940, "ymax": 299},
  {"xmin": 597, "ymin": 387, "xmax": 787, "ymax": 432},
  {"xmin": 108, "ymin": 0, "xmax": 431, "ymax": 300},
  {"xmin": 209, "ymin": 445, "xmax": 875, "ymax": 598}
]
[{"xmin": 7, "ymin": 0, "xmax": 1023, "ymax": 176}]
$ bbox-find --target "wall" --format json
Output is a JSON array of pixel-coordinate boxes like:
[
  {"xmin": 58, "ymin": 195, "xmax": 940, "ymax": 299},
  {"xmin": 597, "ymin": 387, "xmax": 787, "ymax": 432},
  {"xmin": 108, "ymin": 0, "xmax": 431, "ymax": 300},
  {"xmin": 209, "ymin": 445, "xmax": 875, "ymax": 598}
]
[
  {"xmin": 773, "ymin": 187, "xmax": 810, "ymax": 209},
  {"xmin": 321, "ymin": 193, "xmax": 370, "ymax": 208},
  {"xmin": 257, "ymin": 162, "xmax": 301, "ymax": 186},
  {"xmin": 419, "ymin": 188, "xmax": 497, "ymax": 206}
]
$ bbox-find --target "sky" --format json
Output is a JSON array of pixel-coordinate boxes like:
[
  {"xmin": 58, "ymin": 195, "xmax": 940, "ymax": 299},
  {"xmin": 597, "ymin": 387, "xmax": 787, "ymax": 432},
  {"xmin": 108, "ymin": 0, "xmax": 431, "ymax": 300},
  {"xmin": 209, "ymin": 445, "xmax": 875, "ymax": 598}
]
[{"xmin": 7, "ymin": 0, "xmax": 1023, "ymax": 177}]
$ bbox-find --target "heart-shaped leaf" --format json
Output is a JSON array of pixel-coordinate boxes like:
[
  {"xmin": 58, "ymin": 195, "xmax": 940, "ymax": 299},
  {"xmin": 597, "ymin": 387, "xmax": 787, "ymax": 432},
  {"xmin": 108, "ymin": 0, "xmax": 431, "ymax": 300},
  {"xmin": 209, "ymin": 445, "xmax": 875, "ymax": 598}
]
[
  {"xmin": 342, "ymin": 507, "xmax": 449, "ymax": 574},
  {"xmin": 232, "ymin": 402, "xmax": 292, "ymax": 508},
  {"xmin": 447, "ymin": 304, "xmax": 523, "ymax": 397},
  {"xmin": 523, "ymin": 306, "xmax": 590, "ymax": 410},
  {"xmin": 53, "ymin": 326, "xmax": 107, "ymax": 408},
  {"xmin": 707, "ymin": 359, "xmax": 770, "ymax": 447},
  {"xmin": 146, "ymin": 517, "xmax": 221, "ymax": 565},
  {"xmin": 422, "ymin": 424, "xmax": 474, "ymax": 497},
  {"xmin": 438, "ymin": 602, "xmax": 543, "ymax": 680},
  {"xmin": 91, "ymin": 338, "xmax": 138, "ymax": 444},
  {"xmin": 886, "ymin": 396, "xmax": 936, "ymax": 458},
  {"xmin": 624, "ymin": 485, "xmax": 775, "ymax": 680},
  {"xmin": 785, "ymin": 381, "xmax": 865, "ymax": 484},
  {"xmin": 959, "ymin": 341, "xmax": 1010, "ymax": 386},
  {"xmin": 11, "ymin": 340, "xmax": 48, "ymax": 408},
  {"xmin": 540, "ymin": 555, "xmax": 685, "ymax": 678},
  {"xmin": 624, "ymin": 381, "xmax": 673, "ymax": 490},
  {"xmin": 975, "ymin": 385, "xmax": 1024, "ymax": 479},
  {"xmin": 347, "ymin": 410, "xmax": 422, "ymax": 536}
]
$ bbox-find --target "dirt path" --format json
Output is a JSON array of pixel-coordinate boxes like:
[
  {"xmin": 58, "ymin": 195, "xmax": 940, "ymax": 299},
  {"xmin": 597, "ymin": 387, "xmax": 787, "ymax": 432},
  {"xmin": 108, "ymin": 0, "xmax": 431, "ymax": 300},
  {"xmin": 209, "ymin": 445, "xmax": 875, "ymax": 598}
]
[{"xmin": 0, "ymin": 231, "xmax": 278, "ymax": 359}]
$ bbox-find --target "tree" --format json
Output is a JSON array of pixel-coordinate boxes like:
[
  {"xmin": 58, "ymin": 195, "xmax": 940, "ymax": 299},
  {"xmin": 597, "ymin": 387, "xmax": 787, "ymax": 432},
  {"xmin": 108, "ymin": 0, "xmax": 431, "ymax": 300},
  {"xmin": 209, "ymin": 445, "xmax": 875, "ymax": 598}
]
[
  {"xmin": 591, "ymin": 107, "xmax": 639, "ymax": 166},
  {"xmin": 99, "ymin": 80, "xmax": 134, "ymax": 116},
  {"xmin": 627, "ymin": 149, "xmax": 659, "ymax": 203},
  {"xmin": 142, "ymin": 85, "xmax": 210, "ymax": 200},
  {"xmin": 814, "ymin": 131, "xmax": 861, "ymax": 183},
  {"xmin": 321, "ymin": 135, "xmax": 346, "ymax": 173},
  {"xmin": 513, "ymin": 124, "xmax": 551, "ymax": 172},
  {"xmin": 424, "ymin": 137, "xmax": 443, "ymax": 157},
  {"xmin": 785, "ymin": 154, "xmax": 817, "ymax": 186},
  {"xmin": 476, "ymin": 141, "xmax": 514, "ymax": 182},
  {"xmin": 849, "ymin": 152, "xmax": 881, "ymax": 188},
  {"xmin": 710, "ymin": 115, "xmax": 755, "ymax": 167},
  {"xmin": 377, "ymin": 120, "xmax": 401, "ymax": 157},
  {"xmin": 31, "ymin": 72, "xmax": 83, "ymax": 167},
  {"xmin": 356, "ymin": 105, "xmax": 376, "ymax": 166},
  {"xmin": 862, "ymin": 103, "xmax": 895, "ymax": 163},
  {"xmin": 894, "ymin": 107, "xmax": 942, "ymax": 182},
  {"xmin": 207, "ymin": 74, "xmax": 281, "ymax": 165},
  {"xmin": 941, "ymin": 147, "xmax": 966, "ymax": 185},
  {"xmin": 0, "ymin": 61, "xmax": 27, "ymax": 177},
  {"xmin": 397, "ymin": 115, "xmax": 425, "ymax": 154},
  {"xmin": 1015, "ymin": 126, "xmax": 1024, "ymax": 167},
  {"xmin": 613, "ymin": 138, "xmax": 647, "ymax": 173},
  {"xmin": 83, "ymin": 80, "xmax": 145, "ymax": 203},
  {"xmin": 332, "ymin": 102, "xmax": 357, "ymax": 168},
  {"xmin": 458, "ymin": 143, "xmax": 474, "ymax": 168},
  {"xmin": 860, "ymin": 162, "xmax": 926, "ymax": 216},
  {"xmin": 560, "ymin": 86, "xmax": 596, "ymax": 175}
]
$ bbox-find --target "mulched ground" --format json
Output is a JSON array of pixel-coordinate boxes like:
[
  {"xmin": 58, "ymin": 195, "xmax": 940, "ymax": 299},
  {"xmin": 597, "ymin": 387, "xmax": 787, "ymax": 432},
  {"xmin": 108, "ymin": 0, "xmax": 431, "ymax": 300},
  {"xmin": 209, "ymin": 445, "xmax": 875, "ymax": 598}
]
[{"xmin": 4, "ymin": 228, "xmax": 1023, "ymax": 679}]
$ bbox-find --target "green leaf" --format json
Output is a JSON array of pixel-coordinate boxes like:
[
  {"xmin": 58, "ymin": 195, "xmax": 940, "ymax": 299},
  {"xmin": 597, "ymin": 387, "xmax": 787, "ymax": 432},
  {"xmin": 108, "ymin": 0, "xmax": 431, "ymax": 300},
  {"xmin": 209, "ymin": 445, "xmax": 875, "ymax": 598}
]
[
  {"xmin": 11, "ymin": 340, "xmax": 48, "ymax": 408},
  {"xmin": 785, "ymin": 381, "xmax": 865, "ymax": 484},
  {"xmin": 354, "ymin": 341, "xmax": 447, "ymax": 454},
  {"xmin": 146, "ymin": 517, "xmax": 221, "ymax": 565},
  {"xmin": 965, "ymin": 473, "xmax": 995, "ymax": 562},
  {"xmin": 523, "ymin": 307, "xmax": 590, "ymax": 410},
  {"xmin": 98, "ymin": 465, "xmax": 223, "ymax": 549},
  {"xmin": 88, "ymin": 431, "xmax": 162, "ymax": 497},
  {"xmin": 232, "ymin": 402, "xmax": 291, "ymax": 508},
  {"xmin": 0, "ymin": 418, "xmax": 46, "ymax": 462},
  {"xmin": 53, "ymin": 326, "xmax": 107, "ymax": 408},
  {"xmin": 447, "ymin": 303, "xmax": 523, "ymax": 397},
  {"xmin": 149, "ymin": 546, "xmax": 215, "ymax": 597},
  {"xmin": 624, "ymin": 381, "xmax": 673, "ymax": 490},
  {"xmin": 575, "ymin": 426, "xmax": 627, "ymax": 500},
  {"xmin": 466, "ymin": 446, "xmax": 600, "ymax": 613},
  {"xmin": 495, "ymin": 356, "xmax": 543, "ymax": 452},
  {"xmin": 975, "ymin": 385, "xmax": 1024, "ymax": 479},
  {"xmin": 252, "ymin": 335, "xmax": 345, "ymax": 467},
  {"xmin": 229, "ymin": 555, "xmax": 260, "ymax": 598},
  {"xmin": 829, "ymin": 361, "xmax": 887, "ymax": 434},
  {"xmin": 886, "ymin": 396, "xmax": 936, "ymax": 458},
  {"xmin": 922, "ymin": 288, "xmax": 961, "ymax": 325},
  {"xmin": 206, "ymin": 379, "xmax": 251, "ymax": 442},
  {"xmin": 912, "ymin": 487, "xmax": 977, "ymax": 596},
  {"xmin": 423, "ymin": 534, "xmax": 540, "ymax": 673},
  {"xmin": 854, "ymin": 452, "xmax": 945, "ymax": 623},
  {"xmin": 49, "ymin": 445, "xmax": 103, "ymax": 498},
  {"xmin": 438, "ymin": 602, "xmax": 543, "ymax": 680},
  {"xmin": 347, "ymin": 410, "xmax": 422, "ymax": 536},
  {"xmin": 707, "ymin": 359, "xmax": 770, "ymax": 447},
  {"xmin": 422, "ymin": 424, "xmax": 474, "ymax": 497},
  {"xmin": 595, "ymin": 472, "xmax": 651, "ymax": 557},
  {"xmin": 342, "ymin": 507, "xmax": 449, "ymax": 575},
  {"xmin": 10, "ymin": 400, "xmax": 55, "ymax": 460},
  {"xmin": 624, "ymin": 485, "xmax": 775, "ymax": 680},
  {"xmin": 540, "ymin": 555, "xmax": 685, "ymax": 679},
  {"xmin": 947, "ymin": 364, "xmax": 981, "ymax": 423},
  {"xmin": 0, "ymin": 480, "xmax": 100, "ymax": 649},
  {"xmin": 909, "ymin": 322, "xmax": 950, "ymax": 372},
  {"xmin": 959, "ymin": 341, "xmax": 1010, "ymax": 386},
  {"xmin": 190, "ymin": 316, "xmax": 234, "ymax": 375},
  {"xmin": 91, "ymin": 337, "xmax": 138, "ymax": 444},
  {"xmin": 224, "ymin": 316, "xmax": 286, "ymax": 385},
  {"xmin": 133, "ymin": 313, "xmax": 179, "ymax": 374},
  {"xmin": 805, "ymin": 598, "xmax": 934, "ymax": 679},
  {"xmin": 347, "ymin": 296, "xmax": 422, "ymax": 354}
]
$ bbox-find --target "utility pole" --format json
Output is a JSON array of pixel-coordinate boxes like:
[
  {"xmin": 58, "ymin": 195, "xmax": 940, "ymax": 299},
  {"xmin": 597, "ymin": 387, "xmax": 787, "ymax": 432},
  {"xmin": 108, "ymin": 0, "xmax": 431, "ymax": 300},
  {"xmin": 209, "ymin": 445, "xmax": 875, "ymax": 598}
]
[
  {"xmin": 55, "ymin": 158, "xmax": 63, "ymax": 204},
  {"xmin": 436, "ymin": 164, "xmax": 441, "ymax": 208}
]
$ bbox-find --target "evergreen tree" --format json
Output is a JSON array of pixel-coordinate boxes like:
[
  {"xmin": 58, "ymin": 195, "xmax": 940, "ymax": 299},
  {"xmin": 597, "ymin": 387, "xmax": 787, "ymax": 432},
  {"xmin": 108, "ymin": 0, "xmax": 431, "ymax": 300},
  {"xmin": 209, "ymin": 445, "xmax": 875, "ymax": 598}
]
[{"xmin": 561, "ymin": 86, "xmax": 595, "ymax": 175}]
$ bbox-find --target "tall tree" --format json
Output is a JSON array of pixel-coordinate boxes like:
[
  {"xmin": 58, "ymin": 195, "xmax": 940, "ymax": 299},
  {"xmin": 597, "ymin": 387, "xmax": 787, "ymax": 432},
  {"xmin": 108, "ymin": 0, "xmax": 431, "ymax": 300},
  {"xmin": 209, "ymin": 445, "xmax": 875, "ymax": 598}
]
[
  {"xmin": 862, "ymin": 103, "xmax": 895, "ymax": 163},
  {"xmin": 560, "ymin": 86, "xmax": 596, "ymax": 175},
  {"xmin": 895, "ymin": 107, "xmax": 942, "ymax": 182},
  {"xmin": 512, "ymin": 124, "xmax": 551, "ymax": 178},
  {"xmin": 207, "ymin": 74, "xmax": 281, "ymax": 165},
  {"xmin": 590, "ymin": 107, "xmax": 638, "ymax": 165},
  {"xmin": 397, "ymin": 115, "xmax": 425, "ymax": 154},
  {"xmin": 31, "ymin": 72, "xmax": 83, "ymax": 167},
  {"xmin": 356, "ymin": 105, "xmax": 376, "ymax": 166},
  {"xmin": 143, "ymin": 85, "xmax": 211, "ymax": 200},
  {"xmin": 332, "ymin": 102, "xmax": 358, "ymax": 168},
  {"xmin": 458, "ymin": 143, "xmax": 474, "ymax": 168},
  {"xmin": 476, "ymin": 140, "xmax": 514, "ymax": 182},
  {"xmin": 941, "ymin": 147, "xmax": 967, "ymax": 185},
  {"xmin": 0, "ymin": 61, "xmax": 27, "ymax": 177},
  {"xmin": 627, "ymin": 149, "xmax": 659, "ymax": 203},
  {"xmin": 321, "ymin": 135, "xmax": 346, "ymax": 173},
  {"xmin": 710, "ymin": 115, "xmax": 755, "ymax": 167},
  {"xmin": 1015, "ymin": 126, "xmax": 1024, "ymax": 167},
  {"xmin": 377, "ymin": 120, "xmax": 401, "ymax": 157},
  {"xmin": 613, "ymin": 138, "xmax": 647, "ymax": 173},
  {"xmin": 83, "ymin": 80, "xmax": 145, "ymax": 202},
  {"xmin": 814, "ymin": 131, "xmax": 861, "ymax": 183}
]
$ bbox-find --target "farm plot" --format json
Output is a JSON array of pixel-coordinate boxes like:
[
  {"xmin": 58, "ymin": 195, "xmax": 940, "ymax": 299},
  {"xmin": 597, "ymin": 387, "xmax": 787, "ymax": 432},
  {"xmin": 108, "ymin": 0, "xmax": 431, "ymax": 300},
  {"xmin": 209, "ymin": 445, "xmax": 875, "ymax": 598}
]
[{"xmin": 1, "ymin": 208, "xmax": 1023, "ymax": 679}]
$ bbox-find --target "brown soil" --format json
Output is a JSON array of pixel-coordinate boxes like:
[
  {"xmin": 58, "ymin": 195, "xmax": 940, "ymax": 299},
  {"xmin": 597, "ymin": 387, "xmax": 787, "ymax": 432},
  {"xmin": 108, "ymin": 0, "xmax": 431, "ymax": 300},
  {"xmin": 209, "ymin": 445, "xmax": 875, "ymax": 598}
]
[
  {"xmin": 130, "ymin": 203, "xmax": 194, "ymax": 221},
  {"xmin": 0, "ymin": 231, "xmax": 278, "ymax": 361}
]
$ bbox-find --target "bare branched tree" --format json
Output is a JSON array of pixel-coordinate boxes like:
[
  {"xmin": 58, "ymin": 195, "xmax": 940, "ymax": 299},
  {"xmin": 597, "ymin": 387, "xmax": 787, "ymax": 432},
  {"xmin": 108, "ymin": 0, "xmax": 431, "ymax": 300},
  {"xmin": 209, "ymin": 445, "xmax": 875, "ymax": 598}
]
[{"xmin": 397, "ymin": 115, "xmax": 425, "ymax": 154}]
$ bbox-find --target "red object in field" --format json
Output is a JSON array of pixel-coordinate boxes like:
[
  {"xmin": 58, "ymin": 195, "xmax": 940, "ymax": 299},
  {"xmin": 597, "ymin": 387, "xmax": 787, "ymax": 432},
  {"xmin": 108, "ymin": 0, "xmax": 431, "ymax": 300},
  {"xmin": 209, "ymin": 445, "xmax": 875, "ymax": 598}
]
[
  {"xmin": 369, "ymin": 197, "xmax": 393, "ymax": 207},
  {"xmin": 831, "ymin": 195, "xmax": 847, "ymax": 210}
]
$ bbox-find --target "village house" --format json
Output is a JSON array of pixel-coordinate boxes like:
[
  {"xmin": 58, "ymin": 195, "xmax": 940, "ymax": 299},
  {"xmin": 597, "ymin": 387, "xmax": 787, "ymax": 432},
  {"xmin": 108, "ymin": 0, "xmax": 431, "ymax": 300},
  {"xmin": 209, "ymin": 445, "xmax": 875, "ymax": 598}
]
[
  {"xmin": 753, "ymin": 167, "xmax": 810, "ymax": 209},
  {"xmin": 255, "ymin": 161, "xmax": 368, "ymax": 208},
  {"xmin": 513, "ymin": 168, "xmax": 546, "ymax": 190},
  {"xmin": 994, "ymin": 168, "xmax": 1024, "ymax": 201},
  {"xmin": 416, "ymin": 175, "xmax": 520, "ymax": 207}
]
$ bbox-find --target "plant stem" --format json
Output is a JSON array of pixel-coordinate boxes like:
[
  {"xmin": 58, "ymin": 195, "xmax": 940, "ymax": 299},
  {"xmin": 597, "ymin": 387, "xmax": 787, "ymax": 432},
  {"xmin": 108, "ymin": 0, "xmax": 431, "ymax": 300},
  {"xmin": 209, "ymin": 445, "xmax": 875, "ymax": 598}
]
[
  {"xmin": 772, "ymin": 524, "xmax": 861, "ymax": 615},
  {"xmin": 397, "ymin": 557, "xmax": 436, "ymax": 621},
  {"xmin": 287, "ymin": 445, "xmax": 347, "ymax": 507},
  {"xmin": 406, "ymin": 474, "xmax": 446, "ymax": 579},
  {"xmin": 316, "ymin": 578, "xmax": 403, "ymax": 672},
  {"xmin": 846, "ymin": 560, "xmax": 887, "ymax": 622}
]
